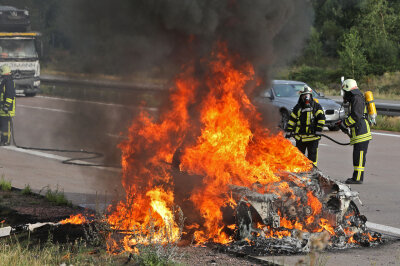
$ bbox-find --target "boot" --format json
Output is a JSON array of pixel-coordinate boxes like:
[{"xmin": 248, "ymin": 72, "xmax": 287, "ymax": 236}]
[{"xmin": 345, "ymin": 178, "xmax": 363, "ymax": 184}]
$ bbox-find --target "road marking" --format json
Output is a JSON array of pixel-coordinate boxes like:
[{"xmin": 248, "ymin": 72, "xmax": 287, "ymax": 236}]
[
  {"xmin": 35, "ymin": 95, "xmax": 158, "ymax": 112},
  {"xmin": 1, "ymin": 146, "xmax": 120, "ymax": 173},
  {"xmin": 366, "ymin": 221, "xmax": 400, "ymax": 237},
  {"xmin": 19, "ymin": 104, "xmax": 73, "ymax": 114},
  {"xmin": 372, "ymin": 132, "xmax": 400, "ymax": 138}
]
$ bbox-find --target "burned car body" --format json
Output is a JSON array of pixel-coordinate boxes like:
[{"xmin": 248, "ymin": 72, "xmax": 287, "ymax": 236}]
[{"xmin": 226, "ymin": 168, "xmax": 380, "ymax": 255}]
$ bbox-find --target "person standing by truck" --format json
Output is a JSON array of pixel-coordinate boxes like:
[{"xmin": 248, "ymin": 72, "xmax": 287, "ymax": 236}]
[{"xmin": 0, "ymin": 65, "xmax": 15, "ymax": 145}]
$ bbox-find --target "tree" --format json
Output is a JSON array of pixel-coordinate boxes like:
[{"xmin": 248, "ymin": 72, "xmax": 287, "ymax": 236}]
[
  {"xmin": 301, "ymin": 27, "xmax": 324, "ymax": 66},
  {"xmin": 355, "ymin": 0, "xmax": 399, "ymax": 73},
  {"xmin": 338, "ymin": 28, "xmax": 367, "ymax": 79}
]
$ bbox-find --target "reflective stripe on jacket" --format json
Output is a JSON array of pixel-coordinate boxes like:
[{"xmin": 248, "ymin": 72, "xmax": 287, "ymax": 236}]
[
  {"xmin": 344, "ymin": 90, "xmax": 372, "ymax": 145},
  {"xmin": 287, "ymin": 99, "xmax": 326, "ymax": 142},
  {"xmin": 0, "ymin": 75, "xmax": 16, "ymax": 117}
]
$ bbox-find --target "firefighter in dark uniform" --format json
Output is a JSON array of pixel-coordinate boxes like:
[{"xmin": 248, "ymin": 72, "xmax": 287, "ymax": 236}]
[
  {"xmin": 0, "ymin": 65, "xmax": 15, "ymax": 146},
  {"xmin": 285, "ymin": 85, "xmax": 326, "ymax": 167},
  {"xmin": 339, "ymin": 79, "xmax": 372, "ymax": 184}
]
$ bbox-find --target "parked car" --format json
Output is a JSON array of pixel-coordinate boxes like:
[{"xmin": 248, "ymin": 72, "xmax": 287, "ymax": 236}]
[
  {"xmin": 0, "ymin": 6, "xmax": 30, "ymax": 32},
  {"xmin": 254, "ymin": 80, "xmax": 345, "ymax": 130}
]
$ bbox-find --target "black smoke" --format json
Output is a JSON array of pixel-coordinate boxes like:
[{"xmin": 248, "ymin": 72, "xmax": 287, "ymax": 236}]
[{"xmin": 59, "ymin": 0, "xmax": 313, "ymax": 82}]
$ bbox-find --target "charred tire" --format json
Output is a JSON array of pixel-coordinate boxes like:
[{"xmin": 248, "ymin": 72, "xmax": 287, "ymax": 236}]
[{"xmin": 279, "ymin": 110, "xmax": 289, "ymax": 130}]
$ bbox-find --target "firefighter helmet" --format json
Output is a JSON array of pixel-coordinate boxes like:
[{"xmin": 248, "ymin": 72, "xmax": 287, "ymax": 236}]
[
  {"xmin": 0, "ymin": 65, "xmax": 11, "ymax": 75},
  {"xmin": 300, "ymin": 85, "xmax": 313, "ymax": 95},
  {"xmin": 342, "ymin": 79, "xmax": 358, "ymax": 91}
]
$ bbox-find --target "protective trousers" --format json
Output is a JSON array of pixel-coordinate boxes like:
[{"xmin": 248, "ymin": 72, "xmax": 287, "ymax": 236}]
[
  {"xmin": 296, "ymin": 140, "xmax": 319, "ymax": 167},
  {"xmin": 0, "ymin": 116, "xmax": 11, "ymax": 145},
  {"xmin": 352, "ymin": 141, "xmax": 369, "ymax": 181}
]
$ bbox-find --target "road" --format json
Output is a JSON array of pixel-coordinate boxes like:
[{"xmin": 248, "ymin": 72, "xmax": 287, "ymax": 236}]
[{"xmin": 1, "ymin": 95, "xmax": 400, "ymax": 264}]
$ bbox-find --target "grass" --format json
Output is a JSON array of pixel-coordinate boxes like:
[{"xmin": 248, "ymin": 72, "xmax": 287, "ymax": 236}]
[
  {"xmin": 0, "ymin": 176, "xmax": 11, "ymax": 191},
  {"xmin": 0, "ymin": 238, "xmax": 125, "ymax": 266},
  {"xmin": 43, "ymin": 186, "xmax": 72, "ymax": 206},
  {"xmin": 372, "ymin": 115, "xmax": 400, "ymax": 132},
  {"xmin": 21, "ymin": 184, "xmax": 32, "ymax": 195},
  {"xmin": 0, "ymin": 210, "xmax": 184, "ymax": 266}
]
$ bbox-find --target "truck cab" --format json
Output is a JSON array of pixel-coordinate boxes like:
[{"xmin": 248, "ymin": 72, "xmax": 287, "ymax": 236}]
[{"xmin": 0, "ymin": 32, "xmax": 40, "ymax": 96}]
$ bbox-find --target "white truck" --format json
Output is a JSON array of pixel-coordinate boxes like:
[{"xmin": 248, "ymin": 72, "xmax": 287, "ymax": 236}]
[{"xmin": 0, "ymin": 32, "xmax": 40, "ymax": 96}]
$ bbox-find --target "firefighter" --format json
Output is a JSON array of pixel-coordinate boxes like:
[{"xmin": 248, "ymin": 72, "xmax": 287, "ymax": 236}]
[
  {"xmin": 285, "ymin": 85, "xmax": 326, "ymax": 166},
  {"xmin": 338, "ymin": 79, "xmax": 372, "ymax": 184},
  {"xmin": 0, "ymin": 65, "xmax": 15, "ymax": 146}
]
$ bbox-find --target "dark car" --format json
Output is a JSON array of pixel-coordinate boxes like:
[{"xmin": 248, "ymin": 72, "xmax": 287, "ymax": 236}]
[
  {"xmin": 0, "ymin": 6, "xmax": 30, "ymax": 32},
  {"xmin": 254, "ymin": 80, "xmax": 345, "ymax": 130}
]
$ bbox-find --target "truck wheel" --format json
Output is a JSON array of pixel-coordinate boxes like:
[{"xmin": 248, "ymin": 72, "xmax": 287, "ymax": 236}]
[{"xmin": 25, "ymin": 92, "xmax": 37, "ymax": 97}]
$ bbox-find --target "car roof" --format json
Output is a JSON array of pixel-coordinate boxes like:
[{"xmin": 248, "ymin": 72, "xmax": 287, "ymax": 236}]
[
  {"xmin": 0, "ymin": 6, "xmax": 24, "ymax": 11},
  {"xmin": 272, "ymin": 80, "xmax": 306, "ymax": 85}
]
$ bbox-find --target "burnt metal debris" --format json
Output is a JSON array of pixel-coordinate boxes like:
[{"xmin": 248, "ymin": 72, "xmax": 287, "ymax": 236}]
[{"xmin": 225, "ymin": 168, "xmax": 382, "ymax": 255}]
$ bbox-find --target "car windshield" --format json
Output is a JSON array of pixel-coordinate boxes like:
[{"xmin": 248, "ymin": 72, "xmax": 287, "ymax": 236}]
[
  {"xmin": 273, "ymin": 83, "xmax": 319, "ymax": 98},
  {"xmin": 0, "ymin": 39, "xmax": 37, "ymax": 59}
]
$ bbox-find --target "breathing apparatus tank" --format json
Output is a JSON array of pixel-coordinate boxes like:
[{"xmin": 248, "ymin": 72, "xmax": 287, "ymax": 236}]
[{"xmin": 365, "ymin": 91, "xmax": 377, "ymax": 125}]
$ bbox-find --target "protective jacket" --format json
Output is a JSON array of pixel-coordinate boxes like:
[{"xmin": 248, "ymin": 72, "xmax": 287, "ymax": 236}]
[
  {"xmin": 0, "ymin": 75, "xmax": 15, "ymax": 117},
  {"xmin": 287, "ymin": 98, "xmax": 325, "ymax": 142},
  {"xmin": 343, "ymin": 89, "xmax": 372, "ymax": 145}
]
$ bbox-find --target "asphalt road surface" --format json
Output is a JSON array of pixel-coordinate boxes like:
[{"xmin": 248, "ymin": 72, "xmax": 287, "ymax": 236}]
[{"xmin": 1, "ymin": 95, "xmax": 400, "ymax": 264}]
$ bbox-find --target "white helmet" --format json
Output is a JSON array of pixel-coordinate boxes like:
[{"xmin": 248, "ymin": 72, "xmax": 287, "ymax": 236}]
[
  {"xmin": 342, "ymin": 79, "xmax": 358, "ymax": 91},
  {"xmin": 300, "ymin": 85, "xmax": 313, "ymax": 95}
]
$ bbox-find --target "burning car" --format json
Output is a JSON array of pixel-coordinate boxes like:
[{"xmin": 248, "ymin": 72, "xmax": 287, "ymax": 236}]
[
  {"xmin": 254, "ymin": 80, "xmax": 345, "ymax": 130},
  {"xmin": 103, "ymin": 48, "xmax": 381, "ymax": 254}
]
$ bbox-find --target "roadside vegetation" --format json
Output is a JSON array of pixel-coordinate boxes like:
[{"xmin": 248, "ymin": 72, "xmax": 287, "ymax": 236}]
[
  {"xmin": 0, "ymin": 176, "xmax": 11, "ymax": 191},
  {"xmin": 21, "ymin": 184, "xmax": 32, "ymax": 195},
  {"xmin": 0, "ymin": 239, "xmax": 126, "ymax": 266},
  {"xmin": 373, "ymin": 116, "xmax": 400, "ymax": 132},
  {"xmin": 43, "ymin": 186, "xmax": 72, "ymax": 206}
]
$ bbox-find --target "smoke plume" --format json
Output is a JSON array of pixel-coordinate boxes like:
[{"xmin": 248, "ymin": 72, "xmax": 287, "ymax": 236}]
[{"xmin": 60, "ymin": 0, "xmax": 313, "ymax": 82}]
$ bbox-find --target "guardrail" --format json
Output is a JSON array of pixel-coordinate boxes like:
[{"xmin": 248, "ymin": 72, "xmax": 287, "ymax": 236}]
[
  {"xmin": 41, "ymin": 74, "xmax": 164, "ymax": 92},
  {"xmin": 374, "ymin": 102, "xmax": 400, "ymax": 117},
  {"xmin": 333, "ymin": 100, "xmax": 400, "ymax": 117},
  {"xmin": 41, "ymin": 74, "xmax": 400, "ymax": 116}
]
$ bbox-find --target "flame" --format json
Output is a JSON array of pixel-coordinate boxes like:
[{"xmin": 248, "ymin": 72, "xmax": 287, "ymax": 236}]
[
  {"xmin": 60, "ymin": 214, "xmax": 87, "ymax": 225},
  {"xmin": 307, "ymin": 191, "xmax": 322, "ymax": 216},
  {"xmin": 318, "ymin": 218, "xmax": 335, "ymax": 235},
  {"xmin": 106, "ymin": 43, "xmax": 334, "ymax": 252}
]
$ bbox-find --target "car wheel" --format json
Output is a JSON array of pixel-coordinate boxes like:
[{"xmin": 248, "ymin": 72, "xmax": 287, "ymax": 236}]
[
  {"xmin": 279, "ymin": 110, "xmax": 289, "ymax": 130},
  {"xmin": 328, "ymin": 125, "xmax": 340, "ymax": 131}
]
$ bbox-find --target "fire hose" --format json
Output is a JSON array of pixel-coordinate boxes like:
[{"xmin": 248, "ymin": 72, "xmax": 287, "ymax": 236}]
[
  {"xmin": 7, "ymin": 114, "xmax": 118, "ymax": 167},
  {"xmin": 286, "ymin": 132, "xmax": 350, "ymax": 146}
]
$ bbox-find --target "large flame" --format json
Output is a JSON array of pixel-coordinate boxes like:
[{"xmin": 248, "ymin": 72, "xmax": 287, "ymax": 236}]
[{"xmin": 107, "ymin": 44, "xmax": 314, "ymax": 251}]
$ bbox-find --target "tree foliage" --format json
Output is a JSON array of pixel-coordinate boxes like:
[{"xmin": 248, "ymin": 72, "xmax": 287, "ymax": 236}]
[
  {"xmin": 338, "ymin": 28, "xmax": 367, "ymax": 79},
  {"xmin": 302, "ymin": 0, "xmax": 400, "ymax": 77}
]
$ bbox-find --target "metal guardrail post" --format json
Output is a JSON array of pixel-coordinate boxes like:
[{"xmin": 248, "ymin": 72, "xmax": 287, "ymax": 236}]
[{"xmin": 41, "ymin": 75, "xmax": 400, "ymax": 116}]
